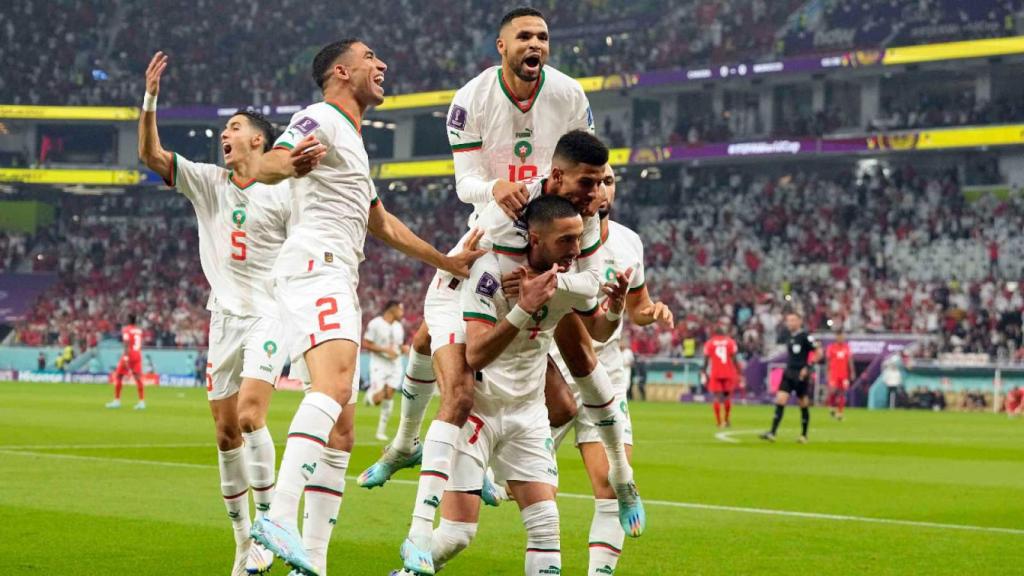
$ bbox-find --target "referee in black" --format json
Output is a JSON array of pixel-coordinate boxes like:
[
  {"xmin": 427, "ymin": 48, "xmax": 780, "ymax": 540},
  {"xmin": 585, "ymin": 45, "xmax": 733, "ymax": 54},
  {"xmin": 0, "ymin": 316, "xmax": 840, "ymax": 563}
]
[{"xmin": 761, "ymin": 311, "xmax": 821, "ymax": 443}]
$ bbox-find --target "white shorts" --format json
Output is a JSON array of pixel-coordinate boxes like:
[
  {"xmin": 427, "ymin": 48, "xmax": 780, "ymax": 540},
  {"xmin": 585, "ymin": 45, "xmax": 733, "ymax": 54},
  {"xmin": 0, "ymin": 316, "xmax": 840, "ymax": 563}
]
[
  {"xmin": 368, "ymin": 364, "xmax": 401, "ymax": 394},
  {"xmin": 551, "ymin": 356, "xmax": 634, "ymax": 448},
  {"xmin": 206, "ymin": 311, "xmax": 288, "ymax": 401},
  {"xmin": 423, "ymin": 231, "xmax": 472, "ymax": 355},
  {"xmin": 275, "ymin": 268, "xmax": 362, "ymax": 404},
  {"xmin": 449, "ymin": 392, "xmax": 559, "ymax": 491}
]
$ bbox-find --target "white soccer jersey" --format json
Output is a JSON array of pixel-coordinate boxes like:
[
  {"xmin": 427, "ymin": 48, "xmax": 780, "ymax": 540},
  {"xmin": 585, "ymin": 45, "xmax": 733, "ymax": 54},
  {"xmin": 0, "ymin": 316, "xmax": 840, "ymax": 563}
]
[
  {"xmin": 272, "ymin": 101, "xmax": 378, "ymax": 281},
  {"xmin": 446, "ymin": 65, "xmax": 594, "ymax": 225},
  {"xmin": 589, "ymin": 220, "xmax": 646, "ymax": 368},
  {"xmin": 461, "ymin": 252, "xmax": 593, "ymax": 404},
  {"xmin": 168, "ymin": 154, "xmax": 291, "ymax": 317},
  {"xmin": 365, "ymin": 315, "xmax": 404, "ymax": 373},
  {"xmin": 473, "ymin": 177, "xmax": 603, "ymax": 299}
]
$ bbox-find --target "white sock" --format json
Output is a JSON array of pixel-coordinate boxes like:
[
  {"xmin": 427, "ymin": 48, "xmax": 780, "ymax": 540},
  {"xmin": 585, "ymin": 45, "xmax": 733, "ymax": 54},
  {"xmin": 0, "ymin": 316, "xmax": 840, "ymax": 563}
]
[
  {"xmin": 376, "ymin": 397, "xmax": 394, "ymax": 438},
  {"xmin": 431, "ymin": 518, "xmax": 477, "ymax": 571},
  {"xmin": 302, "ymin": 447, "xmax": 349, "ymax": 571},
  {"xmin": 269, "ymin": 392, "xmax": 341, "ymax": 528},
  {"xmin": 409, "ymin": 420, "xmax": 460, "ymax": 543},
  {"xmin": 522, "ymin": 500, "xmax": 561, "ymax": 576},
  {"xmin": 588, "ymin": 499, "xmax": 624, "ymax": 575},
  {"xmin": 394, "ymin": 350, "xmax": 436, "ymax": 452},
  {"xmin": 243, "ymin": 427, "xmax": 276, "ymax": 519},
  {"xmin": 577, "ymin": 366, "xmax": 633, "ymax": 485},
  {"xmin": 218, "ymin": 445, "xmax": 251, "ymax": 546}
]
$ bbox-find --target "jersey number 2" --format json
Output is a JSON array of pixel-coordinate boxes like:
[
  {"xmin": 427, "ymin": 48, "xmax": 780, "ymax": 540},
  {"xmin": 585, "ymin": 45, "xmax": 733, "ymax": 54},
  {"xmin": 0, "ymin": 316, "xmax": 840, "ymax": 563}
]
[{"xmin": 231, "ymin": 231, "xmax": 247, "ymax": 261}]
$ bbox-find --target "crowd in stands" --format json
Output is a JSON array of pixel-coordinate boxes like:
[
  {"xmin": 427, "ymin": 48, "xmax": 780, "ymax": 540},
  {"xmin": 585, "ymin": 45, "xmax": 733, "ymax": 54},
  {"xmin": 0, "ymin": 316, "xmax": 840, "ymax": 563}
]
[{"xmin": 871, "ymin": 92, "xmax": 1024, "ymax": 132}]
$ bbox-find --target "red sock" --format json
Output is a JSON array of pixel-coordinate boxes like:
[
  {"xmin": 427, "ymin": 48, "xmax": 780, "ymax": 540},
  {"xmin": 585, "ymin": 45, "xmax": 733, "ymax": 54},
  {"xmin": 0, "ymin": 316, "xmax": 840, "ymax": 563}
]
[
  {"xmin": 713, "ymin": 401, "xmax": 722, "ymax": 425},
  {"xmin": 135, "ymin": 376, "xmax": 145, "ymax": 401},
  {"xmin": 724, "ymin": 398, "xmax": 732, "ymax": 421},
  {"xmin": 114, "ymin": 376, "xmax": 123, "ymax": 400},
  {"xmin": 837, "ymin": 393, "xmax": 846, "ymax": 414}
]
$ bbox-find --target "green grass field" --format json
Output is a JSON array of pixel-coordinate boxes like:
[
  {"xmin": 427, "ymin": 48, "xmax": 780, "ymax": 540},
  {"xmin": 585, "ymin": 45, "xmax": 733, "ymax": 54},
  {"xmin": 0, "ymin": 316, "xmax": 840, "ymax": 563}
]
[{"xmin": 1, "ymin": 381, "xmax": 1022, "ymax": 575}]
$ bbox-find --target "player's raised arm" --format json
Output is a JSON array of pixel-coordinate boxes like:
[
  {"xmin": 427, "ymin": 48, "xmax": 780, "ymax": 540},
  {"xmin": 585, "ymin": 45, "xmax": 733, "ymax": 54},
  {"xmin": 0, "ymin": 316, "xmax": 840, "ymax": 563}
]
[
  {"xmin": 367, "ymin": 198, "xmax": 485, "ymax": 278},
  {"xmin": 137, "ymin": 52, "xmax": 173, "ymax": 182},
  {"xmin": 250, "ymin": 135, "xmax": 325, "ymax": 184},
  {"xmin": 465, "ymin": 263, "xmax": 557, "ymax": 370}
]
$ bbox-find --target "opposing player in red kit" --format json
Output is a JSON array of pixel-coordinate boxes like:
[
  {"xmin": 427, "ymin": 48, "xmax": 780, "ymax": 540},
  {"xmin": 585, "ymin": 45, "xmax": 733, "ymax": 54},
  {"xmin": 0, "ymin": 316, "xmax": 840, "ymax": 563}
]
[
  {"xmin": 702, "ymin": 323, "xmax": 742, "ymax": 428},
  {"xmin": 107, "ymin": 314, "xmax": 146, "ymax": 410},
  {"xmin": 826, "ymin": 331, "xmax": 855, "ymax": 421}
]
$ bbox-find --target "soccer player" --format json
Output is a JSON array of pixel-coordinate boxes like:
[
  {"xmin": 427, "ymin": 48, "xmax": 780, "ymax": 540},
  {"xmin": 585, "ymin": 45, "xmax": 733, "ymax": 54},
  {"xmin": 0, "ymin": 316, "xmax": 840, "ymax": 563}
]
[
  {"xmin": 396, "ymin": 195, "xmax": 602, "ymax": 576},
  {"xmin": 826, "ymin": 330, "xmax": 855, "ymax": 421},
  {"xmin": 245, "ymin": 39, "xmax": 482, "ymax": 576},
  {"xmin": 136, "ymin": 51, "xmax": 299, "ymax": 575},
  {"xmin": 107, "ymin": 314, "xmax": 145, "ymax": 410},
  {"xmin": 703, "ymin": 322, "xmax": 742, "ymax": 428},
  {"xmin": 363, "ymin": 300, "xmax": 407, "ymax": 441},
  {"xmin": 761, "ymin": 312, "xmax": 821, "ymax": 443},
  {"xmin": 549, "ymin": 163, "xmax": 673, "ymax": 576}
]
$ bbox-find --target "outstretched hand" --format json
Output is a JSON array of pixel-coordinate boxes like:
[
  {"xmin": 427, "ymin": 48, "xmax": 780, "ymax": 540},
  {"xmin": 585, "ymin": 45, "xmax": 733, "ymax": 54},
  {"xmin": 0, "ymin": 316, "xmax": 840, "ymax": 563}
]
[{"xmin": 145, "ymin": 52, "xmax": 169, "ymax": 97}]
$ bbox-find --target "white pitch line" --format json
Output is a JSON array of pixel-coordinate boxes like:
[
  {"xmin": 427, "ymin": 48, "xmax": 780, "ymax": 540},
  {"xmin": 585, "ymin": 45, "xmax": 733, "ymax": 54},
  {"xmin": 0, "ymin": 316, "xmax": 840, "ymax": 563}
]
[
  {"xmin": 714, "ymin": 428, "xmax": 764, "ymax": 443},
  {"xmin": 3, "ymin": 448, "xmax": 1021, "ymax": 537}
]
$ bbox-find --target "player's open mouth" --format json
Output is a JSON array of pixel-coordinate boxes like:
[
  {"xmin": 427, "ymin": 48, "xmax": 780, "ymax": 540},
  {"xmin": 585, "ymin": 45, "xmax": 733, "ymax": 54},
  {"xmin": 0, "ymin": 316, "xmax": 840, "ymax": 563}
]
[
  {"xmin": 222, "ymin": 143, "xmax": 232, "ymax": 156},
  {"xmin": 373, "ymin": 74, "xmax": 384, "ymax": 87},
  {"xmin": 523, "ymin": 55, "xmax": 541, "ymax": 71}
]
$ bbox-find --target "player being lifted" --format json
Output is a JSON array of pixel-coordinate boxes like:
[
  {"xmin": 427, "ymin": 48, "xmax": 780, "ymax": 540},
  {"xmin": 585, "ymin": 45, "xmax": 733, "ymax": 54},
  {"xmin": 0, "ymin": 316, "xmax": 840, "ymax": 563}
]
[
  {"xmin": 245, "ymin": 39, "xmax": 482, "ymax": 576},
  {"xmin": 703, "ymin": 322, "xmax": 743, "ymax": 428},
  {"xmin": 359, "ymin": 10, "xmax": 643, "ymax": 569},
  {"xmin": 761, "ymin": 312, "xmax": 821, "ymax": 443},
  {"xmin": 826, "ymin": 330, "xmax": 855, "ymax": 421},
  {"xmin": 106, "ymin": 314, "xmax": 145, "ymax": 410},
  {"xmin": 136, "ymin": 51, "xmax": 306, "ymax": 575},
  {"xmin": 393, "ymin": 195, "xmax": 616, "ymax": 576},
  {"xmin": 549, "ymin": 163, "xmax": 673, "ymax": 576},
  {"xmin": 363, "ymin": 300, "xmax": 407, "ymax": 441}
]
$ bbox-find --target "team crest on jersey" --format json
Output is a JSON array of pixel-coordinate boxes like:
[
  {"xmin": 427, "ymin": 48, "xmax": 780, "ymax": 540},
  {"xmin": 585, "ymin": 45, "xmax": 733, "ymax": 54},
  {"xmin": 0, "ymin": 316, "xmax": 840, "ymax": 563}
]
[
  {"xmin": 532, "ymin": 304, "xmax": 549, "ymax": 324},
  {"xmin": 605, "ymin": 267, "xmax": 616, "ymax": 282},
  {"xmin": 514, "ymin": 140, "xmax": 533, "ymax": 163},
  {"xmin": 231, "ymin": 207, "xmax": 247, "ymax": 228},
  {"xmin": 447, "ymin": 105, "xmax": 468, "ymax": 130},
  {"xmin": 293, "ymin": 116, "xmax": 320, "ymax": 136},
  {"xmin": 476, "ymin": 272, "xmax": 498, "ymax": 297},
  {"xmin": 263, "ymin": 340, "xmax": 277, "ymax": 358}
]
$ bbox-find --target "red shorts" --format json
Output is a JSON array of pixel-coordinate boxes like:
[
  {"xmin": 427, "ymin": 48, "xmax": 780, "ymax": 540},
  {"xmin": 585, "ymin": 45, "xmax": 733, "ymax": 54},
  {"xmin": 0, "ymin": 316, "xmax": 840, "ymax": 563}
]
[
  {"xmin": 828, "ymin": 376, "xmax": 850, "ymax": 390},
  {"xmin": 708, "ymin": 376, "xmax": 737, "ymax": 394},
  {"xmin": 115, "ymin": 353, "xmax": 142, "ymax": 377}
]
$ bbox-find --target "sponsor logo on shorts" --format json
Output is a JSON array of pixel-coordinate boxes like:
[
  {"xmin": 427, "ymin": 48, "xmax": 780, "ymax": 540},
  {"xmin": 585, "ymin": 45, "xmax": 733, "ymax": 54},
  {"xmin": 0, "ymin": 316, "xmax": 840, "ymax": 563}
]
[
  {"xmin": 547, "ymin": 466, "xmax": 559, "ymax": 477},
  {"xmin": 596, "ymin": 417, "xmax": 617, "ymax": 427},
  {"xmin": 263, "ymin": 340, "xmax": 278, "ymax": 358},
  {"xmin": 260, "ymin": 364, "xmax": 273, "ymax": 372},
  {"xmin": 447, "ymin": 105, "xmax": 468, "ymax": 130},
  {"xmin": 476, "ymin": 272, "xmax": 499, "ymax": 297},
  {"xmin": 293, "ymin": 116, "xmax": 320, "ymax": 135}
]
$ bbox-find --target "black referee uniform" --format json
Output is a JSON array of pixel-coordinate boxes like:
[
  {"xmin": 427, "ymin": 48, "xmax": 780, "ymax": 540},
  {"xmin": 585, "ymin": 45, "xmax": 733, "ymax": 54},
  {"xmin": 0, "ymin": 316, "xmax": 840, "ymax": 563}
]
[{"xmin": 764, "ymin": 330, "xmax": 818, "ymax": 440}]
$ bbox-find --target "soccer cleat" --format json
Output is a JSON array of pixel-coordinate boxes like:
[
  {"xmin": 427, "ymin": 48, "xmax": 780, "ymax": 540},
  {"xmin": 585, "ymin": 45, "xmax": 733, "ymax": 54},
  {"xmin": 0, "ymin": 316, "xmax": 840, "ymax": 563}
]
[
  {"xmin": 797, "ymin": 435, "xmax": 808, "ymax": 444},
  {"xmin": 105, "ymin": 399, "xmax": 121, "ymax": 409},
  {"xmin": 611, "ymin": 479, "xmax": 646, "ymax": 537},
  {"xmin": 245, "ymin": 540, "xmax": 274, "ymax": 574},
  {"xmin": 836, "ymin": 413, "xmax": 844, "ymax": 422},
  {"xmin": 759, "ymin": 432, "xmax": 776, "ymax": 442},
  {"xmin": 232, "ymin": 541, "xmax": 252, "ymax": 576},
  {"xmin": 400, "ymin": 537, "xmax": 435, "ymax": 575},
  {"xmin": 480, "ymin": 470, "xmax": 509, "ymax": 507},
  {"xmin": 357, "ymin": 442, "xmax": 422, "ymax": 489},
  {"xmin": 133, "ymin": 401, "xmax": 146, "ymax": 410},
  {"xmin": 250, "ymin": 517, "xmax": 319, "ymax": 576}
]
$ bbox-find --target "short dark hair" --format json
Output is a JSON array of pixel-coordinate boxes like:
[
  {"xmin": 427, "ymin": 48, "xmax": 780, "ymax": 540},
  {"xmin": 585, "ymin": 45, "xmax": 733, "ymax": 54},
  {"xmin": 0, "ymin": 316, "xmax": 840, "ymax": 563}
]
[
  {"xmin": 499, "ymin": 7, "xmax": 546, "ymax": 33},
  {"xmin": 313, "ymin": 39, "xmax": 361, "ymax": 91},
  {"xmin": 524, "ymin": 195, "xmax": 580, "ymax": 231},
  {"xmin": 384, "ymin": 300, "xmax": 401, "ymax": 312},
  {"xmin": 128, "ymin": 314, "xmax": 137, "ymax": 325},
  {"xmin": 232, "ymin": 110, "xmax": 277, "ymax": 152},
  {"xmin": 553, "ymin": 130, "xmax": 609, "ymax": 168}
]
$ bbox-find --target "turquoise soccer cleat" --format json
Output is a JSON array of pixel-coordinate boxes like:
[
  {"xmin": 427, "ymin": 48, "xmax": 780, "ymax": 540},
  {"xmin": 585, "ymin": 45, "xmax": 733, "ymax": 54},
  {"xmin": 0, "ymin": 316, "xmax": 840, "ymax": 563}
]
[
  {"xmin": 614, "ymin": 480, "xmax": 647, "ymax": 537},
  {"xmin": 250, "ymin": 517, "xmax": 319, "ymax": 576},
  {"xmin": 400, "ymin": 537, "xmax": 435, "ymax": 575},
  {"xmin": 357, "ymin": 443, "xmax": 422, "ymax": 489}
]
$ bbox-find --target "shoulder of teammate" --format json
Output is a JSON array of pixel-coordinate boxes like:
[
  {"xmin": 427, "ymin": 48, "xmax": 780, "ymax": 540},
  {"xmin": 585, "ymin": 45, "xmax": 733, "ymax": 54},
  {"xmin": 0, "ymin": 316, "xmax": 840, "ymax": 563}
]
[
  {"xmin": 165, "ymin": 152, "xmax": 225, "ymax": 204},
  {"xmin": 461, "ymin": 253, "xmax": 502, "ymax": 326},
  {"xmin": 476, "ymin": 178, "xmax": 542, "ymax": 249},
  {"xmin": 446, "ymin": 69, "xmax": 491, "ymax": 152},
  {"xmin": 273, "ymin": 102, "xmax": 341, "ymax": 153},
  {"xmin": 611, "ymin": 220, "xmax": 647, "ymax": 290},
  {"xmin": 544, "ymin": 65, "xmax": 594, "ymax": 133}
]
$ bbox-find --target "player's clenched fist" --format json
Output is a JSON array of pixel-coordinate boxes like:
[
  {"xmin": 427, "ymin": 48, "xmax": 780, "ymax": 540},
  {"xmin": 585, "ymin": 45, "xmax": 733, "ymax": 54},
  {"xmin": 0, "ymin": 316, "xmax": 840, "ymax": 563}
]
[{"xmin": 493, "ymin": 180, "xmax": 530, "ymax": 219}]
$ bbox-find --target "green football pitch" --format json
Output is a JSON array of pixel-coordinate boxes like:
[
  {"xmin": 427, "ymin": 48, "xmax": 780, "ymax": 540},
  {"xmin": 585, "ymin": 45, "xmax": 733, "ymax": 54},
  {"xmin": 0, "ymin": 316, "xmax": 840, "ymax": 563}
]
[{"xmin": 1, "ymin": 381, "xmax": 1022, "ymax": 575}]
